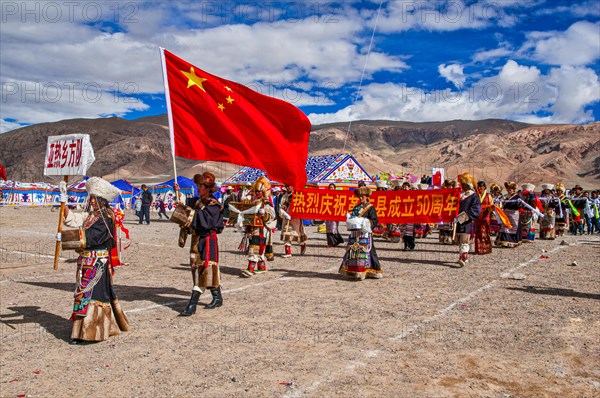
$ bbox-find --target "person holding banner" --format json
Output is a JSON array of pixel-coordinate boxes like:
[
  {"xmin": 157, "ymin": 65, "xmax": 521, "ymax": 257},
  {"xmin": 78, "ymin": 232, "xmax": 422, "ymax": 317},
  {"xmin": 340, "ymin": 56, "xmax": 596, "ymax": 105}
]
[
  {"xmin": 339, "ymin": 186, "xmax": 382, "ymax": 280},
  {"xmin": 455, "ymin": 173, "xmax": 481, "ymax": 267},
  {"xmin": 279, "ymin": 185, "xmax": 308, "ymax": 257},
  {"xmin": 176, "ymin": 175, "xmax": 224, "ymax": 316},
  {"xmin": 495, "ymin": 182, "xmax": 523, "ymax": 248},
  {"xmin": 241, "ymin": 177, "xmax": 277, "ymax": 277},
  {"xmin": 325, "ymin": 183, "xmax": 345, "ymax": 247},
  {"xmin": 438, "ymin": 179, "xmax": 458, "ymax": 244},
  {"xmin": 58, "ymin": 177, "xmax": 129, "ymax": 344},
  {"xmin": 399, "ymin": 181, "xmax": 416, "ymax": 251}
]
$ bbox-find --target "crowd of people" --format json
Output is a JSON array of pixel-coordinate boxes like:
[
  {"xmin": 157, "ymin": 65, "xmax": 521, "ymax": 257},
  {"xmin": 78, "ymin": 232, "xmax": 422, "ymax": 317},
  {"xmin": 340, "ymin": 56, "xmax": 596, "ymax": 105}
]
[{"xmin": 54, "ymin": 173, "xmax": 598, "ymax": 344}]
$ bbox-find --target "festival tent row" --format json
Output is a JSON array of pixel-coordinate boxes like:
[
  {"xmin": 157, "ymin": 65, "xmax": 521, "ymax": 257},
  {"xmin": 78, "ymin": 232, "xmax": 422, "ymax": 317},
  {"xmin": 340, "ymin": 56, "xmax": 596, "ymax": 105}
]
[
  {"xmin": 223, "ymin": 154, "xmax": 374, "ymax": 187},
  {"xmin": 130, "ymin": 176, "xmax": 197, "ymax": 211},
  {"xmin": 1, "ymin": 178, "xmax": 129, "ymax": 208}
]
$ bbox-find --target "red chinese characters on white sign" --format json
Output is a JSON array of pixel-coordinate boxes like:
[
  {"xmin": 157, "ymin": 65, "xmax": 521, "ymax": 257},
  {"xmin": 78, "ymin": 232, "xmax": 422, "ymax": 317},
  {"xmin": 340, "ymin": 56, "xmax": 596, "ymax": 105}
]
[
  {"xmin": 46, "ymin": 139, "xmax": 83, "ymax": 169},
  {"xmin": 44, "ymin": 134, "xmax": 95, "ymax": 176}
]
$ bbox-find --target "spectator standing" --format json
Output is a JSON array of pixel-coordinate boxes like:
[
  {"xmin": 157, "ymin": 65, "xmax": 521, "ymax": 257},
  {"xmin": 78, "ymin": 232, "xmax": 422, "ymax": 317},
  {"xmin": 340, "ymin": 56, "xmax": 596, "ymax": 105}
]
[{"xmin": 139, "ymin": 184, "xmax": 153, "ymax": 225}]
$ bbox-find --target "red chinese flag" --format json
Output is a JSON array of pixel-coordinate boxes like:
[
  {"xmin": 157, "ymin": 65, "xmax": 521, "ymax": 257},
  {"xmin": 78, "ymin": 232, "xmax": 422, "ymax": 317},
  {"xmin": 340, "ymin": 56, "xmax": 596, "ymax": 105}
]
[
  {"xmin": 161, "ymin": 49, "xmax": 311, "ymax": 188},
  {"xmin": 0, "ymin": 163, "xmax": 6, "ymax": 181}
]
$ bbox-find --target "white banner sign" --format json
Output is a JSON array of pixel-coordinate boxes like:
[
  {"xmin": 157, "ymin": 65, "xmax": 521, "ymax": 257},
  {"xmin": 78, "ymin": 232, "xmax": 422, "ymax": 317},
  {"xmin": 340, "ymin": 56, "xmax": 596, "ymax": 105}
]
[{"xmin": 44, "ymin": 134, "xmax": 95, "ymax": 176}]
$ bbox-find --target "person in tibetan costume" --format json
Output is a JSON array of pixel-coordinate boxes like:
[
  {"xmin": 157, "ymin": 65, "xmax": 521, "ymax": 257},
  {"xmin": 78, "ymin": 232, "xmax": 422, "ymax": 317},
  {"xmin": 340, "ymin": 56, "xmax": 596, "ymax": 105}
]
[
  {"xmin": 279, "ymin": 184, "xmax": 308, "ymax": 257},
  {"xmin": 488, "ymin": 183, "xmax": 503, "ymax": 235},
  {"xmin": 539, "ymin": 184, "xmax": 558, "ymax": 240},
  {"xmin": 495, "ymin": 181, "xmax": 523, "ymax": 248},
  {"xmin": 58, "ymin": 177, "xmax": 129, "ymax": 344},
  {"xmin": 242, "ymin": 177, "xmax": 277, "ymax": 277},
  {"xmin": 520, "ymin": 183, "xmax": 543, "ymax": 242},
  {"xmin": 178, "ymin": 178, "xmax": 224, "ymax": 316},
  {"xmin": 382, "ymin": 180, "xmax": 403, "ymax": 243},
  {"xmin": 455, "ymin": 173, "xmax": 481, "ymax": 267},
  {"xmin": 474, "ymin": 181, "xmax": 493, "ymax": 255},
  {"xmin": 399, "ymin": 181, "xmax": 416, "ymax": 251},
  {"xmin": 325, "ymin": 183, "xmax": 344, "ymax": 247},
  {"xmin": 339, "ymin": 186, "xmax": 382, "ymax": 280},
  {"xmin": 570, "ymin": 185, "xmax": 586, "ymax": 235},
  {"xmin": 371, "ymin": 180, "xmax": 388, "ymax": 238},
  {"xmin": 438, "ymin": 179, "xmax": 457, "ymax": 244},
  {"xmin": 554, "ymin": 183, "xmax": 571, "ymax": 236},
  {"xmin": 413, "ymin": 183, "xmax": 432, "ymax": 238},
  {"xmin": 174, "ymin": 172, "xmax": 218, "ymax": 282}
]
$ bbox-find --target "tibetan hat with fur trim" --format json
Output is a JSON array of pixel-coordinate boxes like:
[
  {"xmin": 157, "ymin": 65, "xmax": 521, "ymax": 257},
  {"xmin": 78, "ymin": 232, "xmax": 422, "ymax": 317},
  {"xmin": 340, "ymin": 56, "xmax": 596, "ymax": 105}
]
[
  {"xmin": 556, "ymin": 183, "xmax": 565, "ymax": 192},
  {"xmin": 504, "ymin": 181, "xmax": 518, "ymax": 191},
  {"xmin": 459, "ymin": 172, "xmax": 476, "ymax": 190},
  {"xmin": 252, "ymin": 176, "xmax": 271, "ymax": 194},
  {"xmin": 194, "ymin": 173, "xmax": 218, "ymax": 193},
  {"xmin": 354, "ymin": 186, "xmax": 372, "ymax": 197},
  {"xmin": 489, "ymin": 183, "xmax": 501, "ymax": 193},
  {"xmin": 86, "ymin": 177, "xmax": 121, "ymax": 202}
]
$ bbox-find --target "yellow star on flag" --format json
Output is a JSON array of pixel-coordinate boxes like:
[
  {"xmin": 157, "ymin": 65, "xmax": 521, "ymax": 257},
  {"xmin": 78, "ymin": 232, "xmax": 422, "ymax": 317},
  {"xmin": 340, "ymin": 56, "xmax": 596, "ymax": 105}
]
[
  {"xmin": 217, "ymin": 103, "xmax": 225, "ymax": 111},
  {"xmin": 226, "ymin": 96, "xmax": 234, "ymax": 104},
  {"xmin": 181, "ymin": 67, "xmax": 207, "ymax": 92}
]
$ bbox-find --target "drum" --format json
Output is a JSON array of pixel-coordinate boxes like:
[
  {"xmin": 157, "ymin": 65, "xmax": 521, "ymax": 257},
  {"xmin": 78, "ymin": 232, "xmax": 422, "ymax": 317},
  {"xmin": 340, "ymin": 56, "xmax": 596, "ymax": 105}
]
[
  {"xmin": 170, "ymin": 205, "xmax": 193, "ymax": 227},
  {"xmin": 61, "ymin": 229, "xmax": 82, "ymax": 251},
  {"xmin": 346, "ymin": 216, "xmax": 365, "ymax": 231}
]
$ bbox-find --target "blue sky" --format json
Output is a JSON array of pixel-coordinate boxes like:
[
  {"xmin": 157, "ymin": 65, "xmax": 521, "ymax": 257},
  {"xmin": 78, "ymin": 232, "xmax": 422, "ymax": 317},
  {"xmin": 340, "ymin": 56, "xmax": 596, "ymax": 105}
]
[{"xmin": 1, "ymin": 0, "xmax": 599, "ymax": 133}]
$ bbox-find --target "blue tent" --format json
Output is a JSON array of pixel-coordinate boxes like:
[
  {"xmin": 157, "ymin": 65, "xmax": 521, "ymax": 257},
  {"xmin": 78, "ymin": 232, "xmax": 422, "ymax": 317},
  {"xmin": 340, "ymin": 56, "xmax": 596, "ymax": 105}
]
[
  {"xmin": 152, "ymin": 176, "xmax": 196, "ymax": 196},
  {"xmin": 111, "ymin": 179, "xmax": 137, "ymax": 193}
]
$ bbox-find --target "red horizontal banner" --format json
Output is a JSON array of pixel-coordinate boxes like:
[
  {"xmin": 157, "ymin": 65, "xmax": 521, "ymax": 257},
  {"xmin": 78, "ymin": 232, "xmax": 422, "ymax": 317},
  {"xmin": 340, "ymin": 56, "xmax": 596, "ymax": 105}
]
[{"xmin": 288, "ymin": 188, "xmax": 461, "ymax": 224}]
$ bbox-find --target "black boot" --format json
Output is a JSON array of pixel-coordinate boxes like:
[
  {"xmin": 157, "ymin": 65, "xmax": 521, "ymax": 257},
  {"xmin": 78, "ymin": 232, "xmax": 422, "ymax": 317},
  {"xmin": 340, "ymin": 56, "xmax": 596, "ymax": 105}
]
[
  {"xmin": 205, "ymin": 287, "xmax": 223, "ymax": 309},
  {"xmin": 180, "ymin": 290, "xmax": 201, "ymax": 316}
]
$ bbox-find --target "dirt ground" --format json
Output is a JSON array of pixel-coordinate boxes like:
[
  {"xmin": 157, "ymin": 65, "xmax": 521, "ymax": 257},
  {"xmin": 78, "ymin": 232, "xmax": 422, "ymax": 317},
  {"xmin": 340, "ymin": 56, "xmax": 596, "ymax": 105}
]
[{"xmin": 0, "ymin": 206, "xmax": 599, "ymax": 398}]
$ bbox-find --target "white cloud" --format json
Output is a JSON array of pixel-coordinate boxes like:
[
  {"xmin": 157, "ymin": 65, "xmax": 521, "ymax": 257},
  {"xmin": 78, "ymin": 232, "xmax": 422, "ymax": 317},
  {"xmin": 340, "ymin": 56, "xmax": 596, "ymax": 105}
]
[
  {"xmin": 0, "ymin": 5, "xmax": 406, "ymax": 126},
  {"xmin": 519, "ymin": 21, "xmax": 600, "ymax": 65},
  {"xmin": 438, "ymin": 64, "xmax": 465, "ymax": 88},
  {"xmin": 0, "ymin": 119, "xmax": 27, "ymax": 134},
  {"xmin": 308, "ymin": 60, "xmax": 599, "ymax": 125},
  {"xmin": 472, "ymin": 47, "xmax": 513, "ymax": 63},
  {"xmin": 536, "ymin": 1, "xmax": 600, "ymax": 18},
  {"xmin": 376, "ymin": 0, "xmax": 522, "ymax": 33},
  {"xmin": 546, "ymin": 65, "xmax": 600, "ymax": 123}
]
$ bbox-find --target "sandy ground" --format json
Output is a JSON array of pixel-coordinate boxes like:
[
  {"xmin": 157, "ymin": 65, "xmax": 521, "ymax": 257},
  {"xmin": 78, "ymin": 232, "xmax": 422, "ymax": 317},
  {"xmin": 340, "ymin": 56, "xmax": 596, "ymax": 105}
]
[{"xmin": 0, "ymin": 206, "xmax": 599, "ymax": 398}]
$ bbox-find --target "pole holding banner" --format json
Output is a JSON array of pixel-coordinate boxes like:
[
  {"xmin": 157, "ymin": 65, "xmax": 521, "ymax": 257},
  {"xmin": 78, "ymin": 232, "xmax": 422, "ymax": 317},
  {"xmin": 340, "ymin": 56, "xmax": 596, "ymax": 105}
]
[
  {"xmin": 53, "ymin": 176, "xmax": 68, "ymax": 271},
  {"xmin": 44, "ymin": 134, "xmax": 95, "ymax": 271}
]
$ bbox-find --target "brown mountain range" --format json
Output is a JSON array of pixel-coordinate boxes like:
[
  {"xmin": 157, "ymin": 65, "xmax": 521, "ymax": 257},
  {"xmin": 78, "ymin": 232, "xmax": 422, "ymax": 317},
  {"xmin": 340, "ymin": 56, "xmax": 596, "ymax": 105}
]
[{"xmin": 1, "ymin": 115, "xmax": 598, "ymax": 189}]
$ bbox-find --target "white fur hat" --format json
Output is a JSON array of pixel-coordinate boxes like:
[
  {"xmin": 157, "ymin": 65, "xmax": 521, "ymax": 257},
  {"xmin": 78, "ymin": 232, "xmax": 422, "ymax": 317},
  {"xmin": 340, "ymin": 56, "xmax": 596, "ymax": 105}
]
[
  {"xmin": 389, "ymin": 179, "xmax": 402, "ymax": 188},
  {"xmin": 86, "ymin": 177, "xmax": 121, "ymax": 201},
  {"xmin": 418, "ymin": 183, "xmax": 429, "ymax": 190},
  {"xmin": 541, "ymin": 183, "xmax": 555, "ymax": 191},
  {"xmin": 521, "ymin": 183, "xmax": 536, "ymax": 192},
  {"xmin": 375, "ymin": 180, "xmax": 388, "ymax": 189}
]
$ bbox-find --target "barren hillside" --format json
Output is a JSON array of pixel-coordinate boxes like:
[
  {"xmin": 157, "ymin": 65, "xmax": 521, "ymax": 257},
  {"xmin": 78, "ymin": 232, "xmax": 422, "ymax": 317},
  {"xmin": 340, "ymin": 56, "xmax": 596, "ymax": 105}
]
[{"xmin": 1, "ymin": 116, "xmax": 598, "ymax": 187}]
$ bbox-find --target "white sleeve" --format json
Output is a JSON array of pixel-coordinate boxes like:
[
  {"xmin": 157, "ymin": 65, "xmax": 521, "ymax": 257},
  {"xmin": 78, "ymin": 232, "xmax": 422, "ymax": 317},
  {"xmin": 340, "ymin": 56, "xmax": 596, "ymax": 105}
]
[{"xmin": 64, "ymin": 211, "xmax": 86, "ymax": 228}]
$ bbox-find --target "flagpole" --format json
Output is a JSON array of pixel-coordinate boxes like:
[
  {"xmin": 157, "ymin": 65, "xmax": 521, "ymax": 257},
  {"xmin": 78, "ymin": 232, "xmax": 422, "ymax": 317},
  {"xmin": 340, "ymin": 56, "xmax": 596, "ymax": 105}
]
[{"xmin": 159, "ymin": 47, "xmax": 178, "ymax": 181}]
